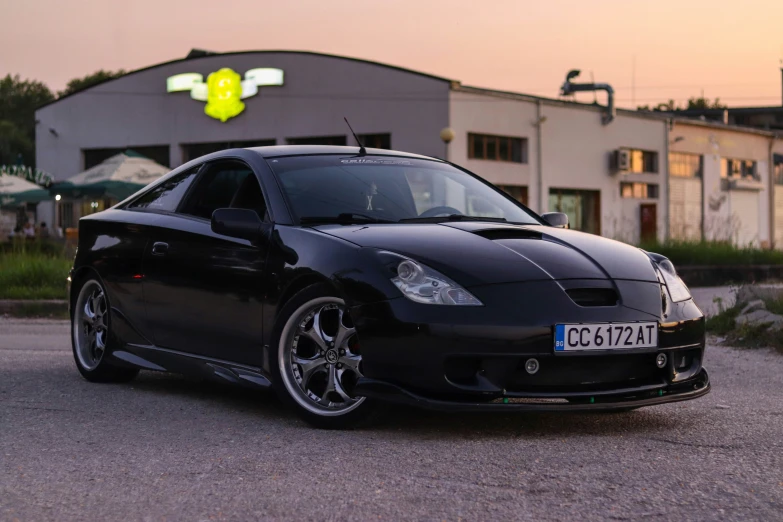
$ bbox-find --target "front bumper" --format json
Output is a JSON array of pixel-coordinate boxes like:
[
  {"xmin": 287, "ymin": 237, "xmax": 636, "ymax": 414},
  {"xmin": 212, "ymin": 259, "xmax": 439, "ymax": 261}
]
[
  {"xmin": 355, "ymin": 368, "xmax": 710, "ymax": 412},
  {"xmin": 349, "ymin": 280, "xmax": 708, "ymax": 409}
]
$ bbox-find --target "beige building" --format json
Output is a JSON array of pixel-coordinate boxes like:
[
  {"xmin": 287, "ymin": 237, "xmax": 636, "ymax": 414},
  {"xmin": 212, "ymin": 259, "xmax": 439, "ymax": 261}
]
[
  {"xmin": 669, "ymin": 120, "xmax": 782, "ymax": 248},
  {"xmin": 449, "ymin": 86, "xmax": 667, "ymax": 244},
  {"xmin": 33, "ymin": 50, "xmax": 783, "ymax": 247}
]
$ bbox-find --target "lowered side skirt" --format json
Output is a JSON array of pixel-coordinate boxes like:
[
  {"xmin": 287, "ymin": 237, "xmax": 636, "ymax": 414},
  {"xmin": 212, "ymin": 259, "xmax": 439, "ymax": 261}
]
[{"xmin": 111, "ymin": 343, "xmax": 272, "ymax": 389}]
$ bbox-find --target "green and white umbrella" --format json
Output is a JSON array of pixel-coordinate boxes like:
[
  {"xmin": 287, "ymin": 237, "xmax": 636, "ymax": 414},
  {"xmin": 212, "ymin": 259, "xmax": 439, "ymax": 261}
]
[
  {"xmin": 56, "ymin": 152, "xmax": 170, "ymax": 200},
  {"xmin": 0, "ymin": 173, "xmax": 52, "ymax": 207}
]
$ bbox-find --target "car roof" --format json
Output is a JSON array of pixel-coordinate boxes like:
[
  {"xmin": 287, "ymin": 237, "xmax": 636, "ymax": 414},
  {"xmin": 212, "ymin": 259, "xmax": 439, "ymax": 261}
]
[{"xmin": 248, "ymin": 145, "xmax": 442, "ymax": 161}]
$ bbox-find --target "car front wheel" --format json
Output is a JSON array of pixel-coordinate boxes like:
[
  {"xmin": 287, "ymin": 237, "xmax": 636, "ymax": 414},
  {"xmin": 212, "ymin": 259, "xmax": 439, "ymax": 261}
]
[
  {"xmin": 271, "ymin": 284, "xmax": 374, "ymax": 429},
  {"xmin": 71, "ymin": 277, "xmax": 138, "ymax": 383}
]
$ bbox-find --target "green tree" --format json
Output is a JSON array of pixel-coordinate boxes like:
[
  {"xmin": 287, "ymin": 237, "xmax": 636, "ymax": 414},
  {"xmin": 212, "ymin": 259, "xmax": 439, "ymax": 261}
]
[
  {"xmin": 58, "ymin": 69, "xmax": 125, "ymax": 97},
  {"xmin": 637, "ymin": 99, "xmax": 680, "ymax": 112},
  {"xmin": 0, "ymin": 74, "xmax": 55, "ymax": 167},
  {"xmin": 686, "ymin": 96, "xmax": 727, "ymax": 110},
  {"xmin": 638, "ymin": 96, "xmax": 727, "ymax": 112}
]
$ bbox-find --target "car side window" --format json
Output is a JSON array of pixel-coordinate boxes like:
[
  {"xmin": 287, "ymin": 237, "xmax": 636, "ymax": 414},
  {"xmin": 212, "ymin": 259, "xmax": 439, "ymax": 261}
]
[
  {"xmin": 180, "ymin": 161, "xmax": 267, "ymax": 220},
  {"xmin": 127, "ymin": 167, "xmax": 199, "ymax": 212}
]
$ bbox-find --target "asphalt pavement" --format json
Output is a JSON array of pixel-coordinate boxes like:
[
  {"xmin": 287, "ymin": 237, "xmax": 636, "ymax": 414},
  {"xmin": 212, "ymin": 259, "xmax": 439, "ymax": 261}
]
[{"xmin": 1, "ymin": 318, "xmax": 781, "ymax": 521}]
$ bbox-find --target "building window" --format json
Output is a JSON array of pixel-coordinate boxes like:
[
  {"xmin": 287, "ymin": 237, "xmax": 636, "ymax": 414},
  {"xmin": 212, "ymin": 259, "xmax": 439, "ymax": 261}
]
[
  {"xmin": 620, "ymin": 182, "xmax": 659, "ymax": 199},
  {"xmin": 628, "ymin": 149, "xmax": 658, "ymax": 173},
  {"xmin": 359, "ymin": 133, "xmax": 391, "ymax": 150},
  {"xmin": 669, "ymin": 152, "xmax": 703, "ymax": 178},
  {"xmin": 287, "ymin": 135, "xmax": 347, "ymax": 146},
  {"xmin": 721, "ymin": 158, "xmax": 758, "ymax": 181},
  {"xmin": 497, "ymin": 185, "xmax": 528, "ymax": 206},
  {"xmin": 83, "ymin": 146, "xmax": 170, "ymax": 169},
  {"xmin": 773, "ymin": 153, "xmax": 783, "ymax": 185},
  {"xmin": 549, "ymin": 188, "xmax": 601, "ymax": 235},
  {"xmin": 468, "ymin": 133, "xmax": 527, "ymax": 163},
  {"xmin": 181, "ymin": 139, "xmax": 275, "ymax": 164}
]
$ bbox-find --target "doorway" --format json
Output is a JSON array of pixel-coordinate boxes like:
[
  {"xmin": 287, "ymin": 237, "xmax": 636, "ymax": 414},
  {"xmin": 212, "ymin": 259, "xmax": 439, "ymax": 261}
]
[{"xmin": 640, "ymin": 203, "xmax": 657, "ymax": 243}]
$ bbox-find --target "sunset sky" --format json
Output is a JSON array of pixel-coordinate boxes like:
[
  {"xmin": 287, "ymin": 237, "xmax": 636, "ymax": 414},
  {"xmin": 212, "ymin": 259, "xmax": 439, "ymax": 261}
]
[{"xmin": 3, "ymin": 0, "xmax": 782, "ymax": 108}]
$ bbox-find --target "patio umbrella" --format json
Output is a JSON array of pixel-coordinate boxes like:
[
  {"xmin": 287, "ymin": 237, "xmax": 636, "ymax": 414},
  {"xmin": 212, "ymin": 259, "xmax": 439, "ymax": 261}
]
[
  {"xmin": 56, "ymin": 151, "xmax": 170, "ymax": 200},
  {"xmin": 0, "ymin": 173, "xmax": 52, "ymax": 207}
]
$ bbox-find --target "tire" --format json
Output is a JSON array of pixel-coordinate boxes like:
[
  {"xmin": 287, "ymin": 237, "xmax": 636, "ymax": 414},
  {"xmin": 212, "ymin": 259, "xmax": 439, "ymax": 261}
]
[
  {"xmin": 71, "ymin": 277, "xmax": 139, "ymax": 383},
  {"xmin": 270, "ymin": 283, "xmax": 375, "ymax": 429}
]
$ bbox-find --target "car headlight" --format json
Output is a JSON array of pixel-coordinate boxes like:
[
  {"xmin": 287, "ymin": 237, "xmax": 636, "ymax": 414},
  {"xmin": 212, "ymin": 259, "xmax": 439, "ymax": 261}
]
[
  {"xmin": 655, "ymin": 258, "xmax": 691, "ymax": 303},
  {"xmin": 389, "ymin": 255, "xmax": 482, "ymax": 306}
]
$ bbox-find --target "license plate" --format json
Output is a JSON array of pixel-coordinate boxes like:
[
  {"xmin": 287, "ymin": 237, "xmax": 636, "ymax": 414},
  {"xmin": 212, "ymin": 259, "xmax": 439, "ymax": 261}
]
[{"xmin": 554, "ymin": 322, "xmax": 658, "ymax": 352}]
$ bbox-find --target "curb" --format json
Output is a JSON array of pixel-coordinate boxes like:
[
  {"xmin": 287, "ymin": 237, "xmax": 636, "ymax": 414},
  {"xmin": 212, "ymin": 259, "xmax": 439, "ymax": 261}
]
[{"xmin": 0, "ymin": 300, "xmax": 69, "ymax": 318}]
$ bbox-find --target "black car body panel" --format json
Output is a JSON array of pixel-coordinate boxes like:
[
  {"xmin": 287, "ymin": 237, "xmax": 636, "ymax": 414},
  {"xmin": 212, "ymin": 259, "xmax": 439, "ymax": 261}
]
[{"xmin": 70, "ymin": 145, "xmax": 709, "ymax": 412}]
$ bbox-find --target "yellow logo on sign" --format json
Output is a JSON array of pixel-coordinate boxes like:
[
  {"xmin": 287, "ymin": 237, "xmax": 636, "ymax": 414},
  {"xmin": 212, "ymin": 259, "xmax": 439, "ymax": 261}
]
[{"xmin": 166, "ymin": 67, "xmax": 284, "ymax": 122}]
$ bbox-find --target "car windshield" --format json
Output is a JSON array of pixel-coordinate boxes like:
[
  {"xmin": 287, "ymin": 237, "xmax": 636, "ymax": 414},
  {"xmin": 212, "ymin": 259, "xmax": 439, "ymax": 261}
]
[{"xmin": 267, "ymin": 155, "xmax": 542, "ymax": 225}]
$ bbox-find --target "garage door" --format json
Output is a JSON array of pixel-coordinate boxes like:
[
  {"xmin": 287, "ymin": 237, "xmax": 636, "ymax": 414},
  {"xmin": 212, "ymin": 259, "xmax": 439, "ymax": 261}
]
[{"xmin": 669, "ymin": 177, "xmax": 702, "ymax": 240}]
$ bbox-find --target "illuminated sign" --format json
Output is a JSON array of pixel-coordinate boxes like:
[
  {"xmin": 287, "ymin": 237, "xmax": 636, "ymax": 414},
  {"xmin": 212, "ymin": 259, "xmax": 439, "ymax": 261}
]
[{"xmin": 166, "ymin": 68, "xmax": 284, "ymax": 122}]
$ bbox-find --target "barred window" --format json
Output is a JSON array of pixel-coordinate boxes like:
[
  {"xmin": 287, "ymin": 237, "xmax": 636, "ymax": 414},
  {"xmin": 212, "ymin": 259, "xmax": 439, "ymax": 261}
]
[
  {"xmin": 468, "ymin": 133, "xmax": 527, "ymax": 163},
  {"xmin": 628, "ymin": 149, "xmax": 658, "ymax": 173},
  {"xmin": 620, "ymin": 182, "xmax": 659, "ymax": 199},
  {"xmin": 721, "ymin": 158, "xmax": 758, "ymax": 181},
  {"xmin": 669, "ymin": 152, "xmax": 703, "ymax": 178}
]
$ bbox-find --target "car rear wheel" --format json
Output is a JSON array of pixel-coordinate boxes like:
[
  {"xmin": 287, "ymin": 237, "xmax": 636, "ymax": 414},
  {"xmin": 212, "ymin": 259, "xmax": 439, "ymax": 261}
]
[
  {"xmin": 272, "ymin": 284, "xmax": 374, "ymax": 429},
  {"xmin": 71, "ymin": 278, "xmax": 138, "ymax": 383}
]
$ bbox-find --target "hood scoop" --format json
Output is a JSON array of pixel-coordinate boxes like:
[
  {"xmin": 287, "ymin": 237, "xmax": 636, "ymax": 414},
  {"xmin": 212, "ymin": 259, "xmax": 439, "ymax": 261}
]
[{"xmin": 472, "ymin": 228, "xmax": 542, "ymax": 241}]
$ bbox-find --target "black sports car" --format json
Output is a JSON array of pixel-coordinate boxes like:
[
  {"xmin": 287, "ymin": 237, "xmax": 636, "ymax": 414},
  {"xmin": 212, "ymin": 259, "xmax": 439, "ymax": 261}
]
[{"xmin": 69, "ymin": 145, "xmax": 709, "ymax": 428}]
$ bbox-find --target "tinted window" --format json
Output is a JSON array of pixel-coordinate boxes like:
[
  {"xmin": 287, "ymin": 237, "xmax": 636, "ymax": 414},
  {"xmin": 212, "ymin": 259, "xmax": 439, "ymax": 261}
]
[
  {"xmin": 268, "ymin": 155, "xmax": 541, "ymax": 224},
  {"xmin": 182, "ymin": 162, "xmax": 255, "ymax": 220},
  {"xmin": 127, "ymin": 167, "xmax": 198, "ymax": 212}
]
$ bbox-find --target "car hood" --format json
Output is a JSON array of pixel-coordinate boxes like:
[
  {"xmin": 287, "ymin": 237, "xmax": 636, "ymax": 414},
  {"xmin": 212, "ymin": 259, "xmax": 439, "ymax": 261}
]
[{"xmin": 314, "ymin": 222, "xmax": 658, "ymax": 287}]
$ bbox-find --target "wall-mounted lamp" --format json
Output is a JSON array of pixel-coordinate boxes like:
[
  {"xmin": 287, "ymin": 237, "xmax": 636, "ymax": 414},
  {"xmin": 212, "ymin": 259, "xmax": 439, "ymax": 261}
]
[
  {"xmin": 49, "ymin": 128, "xmax": 59, "ymax": 137},
  {"xmin": 670, "ymin": 136, "xmax": 685, "ymax": 145},
  {"xmin": 439, "ymin": 127, "xmax": 455, "ymax": 144},
  {"xmin": 55, "ymin": 194, "xmax": 62, "ymax": 201}
]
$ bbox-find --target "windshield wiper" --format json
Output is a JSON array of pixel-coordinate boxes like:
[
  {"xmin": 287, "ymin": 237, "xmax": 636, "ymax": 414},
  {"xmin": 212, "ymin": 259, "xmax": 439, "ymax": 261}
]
[
  {"xmin": 399, "ymin": 214, "xmax": 508, "ymax": 224},
  {"xmin": 300, "ymin": 213, "xmax": 397, "ymax": 225}
]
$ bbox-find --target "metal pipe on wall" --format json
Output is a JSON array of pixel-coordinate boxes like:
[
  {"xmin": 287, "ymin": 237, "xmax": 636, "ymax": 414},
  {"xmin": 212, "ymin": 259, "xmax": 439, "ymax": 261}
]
[
  {"xmin": 664, "ymin": 119, "xmax": 671, "ymax": 243},
  {"xmin": 536, "ymin": 100, "xmax": 544, "ymax": 213},
  {"xmin": 770, "ymin": 133, "xmax": 779, "ymax": 248}
]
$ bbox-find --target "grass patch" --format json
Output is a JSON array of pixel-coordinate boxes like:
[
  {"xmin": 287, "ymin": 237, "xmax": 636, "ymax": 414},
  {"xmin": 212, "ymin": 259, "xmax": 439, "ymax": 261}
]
[
  {"xmin": 706, "ymin": 297, "xmax": 783, "ymax": 353},
  {"xmin": 639, "ymin": 240, "xmax": 783, "ymax": 266},
  {"xmin": 705, "ymin": 305, "xmax": 741, "ymax": 336},
  {"xmin": 0, "ymin": 246, "xmax": 72, "ymax": 300}
]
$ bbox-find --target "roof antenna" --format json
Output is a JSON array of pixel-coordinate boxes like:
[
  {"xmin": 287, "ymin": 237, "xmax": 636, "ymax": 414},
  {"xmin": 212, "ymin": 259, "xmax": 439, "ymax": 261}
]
[{"xmin": 343, "ymin": 117, "xmax": 367, "ymax": 156}]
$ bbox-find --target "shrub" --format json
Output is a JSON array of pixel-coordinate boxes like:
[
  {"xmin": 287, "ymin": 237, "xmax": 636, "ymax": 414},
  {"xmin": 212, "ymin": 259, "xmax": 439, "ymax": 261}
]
[
  {"xmin": 638, "ymin": 240, "xmax": 783, "ymax": 266},
  {"xmin": 706, "ymin": 296, "xmax": 783, "ymax": 353}
]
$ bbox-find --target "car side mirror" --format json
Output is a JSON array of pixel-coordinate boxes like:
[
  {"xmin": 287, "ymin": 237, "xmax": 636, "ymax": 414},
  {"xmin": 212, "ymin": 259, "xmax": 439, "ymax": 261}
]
[
  {"xmin": 541, "ymin": 212, "xmax": 569, "ymax": 228},
  {"xmin": 211, "ymin": 208, "xmax": 266, "ymax": 242}
]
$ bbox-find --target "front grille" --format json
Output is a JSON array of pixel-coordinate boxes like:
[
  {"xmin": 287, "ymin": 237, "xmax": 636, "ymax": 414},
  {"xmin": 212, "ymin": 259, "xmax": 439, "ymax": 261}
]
[
  {"xmin": 566, "ymin": 288, "xmax": 619, "ymax": 307},
  {"xmin": 444, "ymin": 352, "xmax": 664, "ymax": 394}
]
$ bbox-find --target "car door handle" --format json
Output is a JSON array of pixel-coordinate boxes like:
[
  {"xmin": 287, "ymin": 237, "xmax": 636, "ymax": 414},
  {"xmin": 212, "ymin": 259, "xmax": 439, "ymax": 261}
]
[{"xmin": 151, "ymin": 242, "xmax": 169, "ymax": 256}]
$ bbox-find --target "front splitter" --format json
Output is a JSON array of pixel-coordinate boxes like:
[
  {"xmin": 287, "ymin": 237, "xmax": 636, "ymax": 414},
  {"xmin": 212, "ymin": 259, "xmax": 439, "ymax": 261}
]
[{"xmin": 354, "ymin": 369, "xmax": 710, "ymax": 412}]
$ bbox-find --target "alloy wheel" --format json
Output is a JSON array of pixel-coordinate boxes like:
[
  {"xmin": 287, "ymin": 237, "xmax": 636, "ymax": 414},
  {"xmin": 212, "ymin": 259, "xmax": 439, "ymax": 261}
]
[
  {"xmin": 279, "ymin": 297, "xmax": 365, "ymax": 416},
  {"xmin": 73, "ymin": 281, "xmax": 109, "ymax": 371}
]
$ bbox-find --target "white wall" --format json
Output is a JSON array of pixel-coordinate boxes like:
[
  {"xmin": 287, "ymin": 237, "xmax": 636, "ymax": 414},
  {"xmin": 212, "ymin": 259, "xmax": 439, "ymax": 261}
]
[
  {"xmin": 448, "ymin": 90, "xmax": 536, "ymax": 206},
  {"xmin": 450, "ymin": 89, "xmax": 667, "ymax": 242},
  {"xmin": 540, "ymin": 105, "xmax": 666, "ymax": 243},
  {"xmin": 36, "ymin": 52, "xmax": 451, "ymax": 179},
  {"xmin": 670, "ymin": 123, "xmax": 772, "ymax": 247}
]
